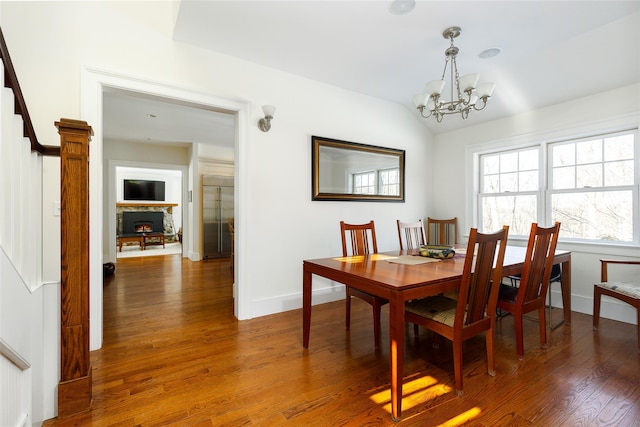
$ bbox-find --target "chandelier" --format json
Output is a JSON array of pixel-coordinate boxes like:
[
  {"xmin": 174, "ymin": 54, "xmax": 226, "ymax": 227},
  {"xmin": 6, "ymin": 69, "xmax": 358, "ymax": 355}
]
[{"xmin": 413, "ymin": 26, "xmax": 495, "ymax": 122}]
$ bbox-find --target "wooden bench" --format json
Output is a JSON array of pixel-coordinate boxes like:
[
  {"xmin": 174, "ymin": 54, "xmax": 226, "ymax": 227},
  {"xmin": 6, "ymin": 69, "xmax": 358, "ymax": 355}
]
[{"xmin": 117, "ymin": 234, "xmax": 143, "ymax": 251}]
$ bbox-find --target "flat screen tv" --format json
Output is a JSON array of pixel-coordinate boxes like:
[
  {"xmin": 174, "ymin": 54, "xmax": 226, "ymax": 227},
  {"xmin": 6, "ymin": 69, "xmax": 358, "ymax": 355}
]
[{"xmin": 123, "ymin": 179, "xmax": 165, "ymax": 201}]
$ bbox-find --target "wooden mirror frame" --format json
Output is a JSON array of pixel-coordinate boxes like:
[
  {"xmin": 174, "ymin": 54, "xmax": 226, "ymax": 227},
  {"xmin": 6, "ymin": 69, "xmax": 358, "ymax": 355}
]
[{"xmin": 311, "ymin": 135, "xmax": 405, "ymax": 202}]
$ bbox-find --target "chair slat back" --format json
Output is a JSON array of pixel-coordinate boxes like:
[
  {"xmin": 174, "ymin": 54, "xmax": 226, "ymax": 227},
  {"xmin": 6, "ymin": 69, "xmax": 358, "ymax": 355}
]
[
  {"xmin": 518, "ymin": 222, "xmax": 561, "ymax": 305},
  {"xmin": 340, "ymin": 220, "xmax": 377, "ymax": 256},
  {"xmin": 427, "ymin": 217, "xmax": 458, "ymax": 245},
  {"xmin": 457, "ymin": 225, "xmax": 509, "ymax": 326},
  {"xmin": 396, "ymin": 219, "xmax": 426, "ymax": 250}
]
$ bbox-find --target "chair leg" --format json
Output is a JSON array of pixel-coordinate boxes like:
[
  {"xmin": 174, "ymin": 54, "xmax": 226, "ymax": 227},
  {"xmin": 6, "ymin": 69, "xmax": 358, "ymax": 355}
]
[
  {"xmin": 515, "ymin": 314, "xmax": 525, "ymax": 359},
  {"xmin": 593, "ymin": 286, "xmax": 601, "ymax": 331},
  {"xmin": 636, "ymin": 306, "xmax": 640, "ymax": 354},
  {"xmin": 486, "ymin": 330, "xmax": 496, "ymax": 377},
  {"xmin": 538, "ymin": 306, "xmax": 548, "ymax": 349},
  {"xmin": 345, "ymin": 289, "xmax": 351, "ymax": 331},
  {"xmin": 452, "ymin": 340, "xmax": 464, "ymax": 396}
]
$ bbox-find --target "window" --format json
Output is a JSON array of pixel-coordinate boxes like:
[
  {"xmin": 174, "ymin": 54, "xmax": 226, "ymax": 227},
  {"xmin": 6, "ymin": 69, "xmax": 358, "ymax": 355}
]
[
  {"xmin": 478, "ymin": 129, "xmax": 637, "ymax": 243},
  {"xmin": 352, "ymin": 168, "xmax": 400, "ymax": 196},
  {"xmin": 479, "ymin": 147, "xmax": 540, "ymax": 236},
  {"xmin": 550, "ymin": 132, "xmax": 635, "ymax": 242},
  {"xmin": 379, "ymin": 168, "xmax": 400, "ymax": 195},
  {"xmin": 353, "ymin": 171, "xmax": 376, "ymax": 194}
]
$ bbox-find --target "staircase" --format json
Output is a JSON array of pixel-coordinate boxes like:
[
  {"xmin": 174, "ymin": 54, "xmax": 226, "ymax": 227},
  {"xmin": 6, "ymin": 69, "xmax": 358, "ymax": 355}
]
[{"xmin": 0, "ymin": 25, "xmax": 55, "ymax": 426}]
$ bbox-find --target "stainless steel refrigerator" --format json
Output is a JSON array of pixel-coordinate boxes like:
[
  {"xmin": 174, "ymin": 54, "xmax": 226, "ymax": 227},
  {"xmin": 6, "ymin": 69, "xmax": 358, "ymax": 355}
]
[{"xmin": 202, "ymin": 175, "xmax": 234, "ymax": 259}]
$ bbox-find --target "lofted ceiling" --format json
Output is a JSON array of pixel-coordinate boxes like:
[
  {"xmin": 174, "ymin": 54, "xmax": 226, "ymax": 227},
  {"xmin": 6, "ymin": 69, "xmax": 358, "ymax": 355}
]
[{"xmin": 104, "ymin": 0, "xmax": 640, "ymax": 148}]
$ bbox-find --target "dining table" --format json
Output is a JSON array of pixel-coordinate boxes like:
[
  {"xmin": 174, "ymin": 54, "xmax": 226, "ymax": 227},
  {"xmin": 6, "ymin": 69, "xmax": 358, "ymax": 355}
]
[{"xmin": 302, "ymin": 246, "xmax": 571, "ymax": 421}]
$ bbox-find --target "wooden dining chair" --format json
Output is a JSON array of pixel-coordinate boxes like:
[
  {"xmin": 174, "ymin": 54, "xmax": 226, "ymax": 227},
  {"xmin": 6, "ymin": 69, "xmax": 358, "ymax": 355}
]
[
  {"xmin": 497, "ymin": 222, "xmax": 561, "ymax": 359},
  {"xmin": 593, "ymin": 259, "xmax": 640, "ymax": 353},
  {"xmin": 405, "ymin": 225, "xmax": 509, "ymax": 396},
  {"xmin": 340, "ymin": 220, "xmax": 388, "ymax": 348},
  {"xmin": 396, "ymin": 219, "xmax": 426, "ymax": 250},
  {"xmin": 506, "ymin": 264, "xmax": 563, "ymax": 330},
  {"xmin": 427, "ymin": 217, "xmax": 458, "ymax": 245}
]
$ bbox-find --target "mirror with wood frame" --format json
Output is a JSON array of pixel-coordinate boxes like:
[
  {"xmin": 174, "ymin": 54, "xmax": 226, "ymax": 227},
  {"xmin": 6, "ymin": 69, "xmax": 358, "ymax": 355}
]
[{"xmin": 311, "ymin": 136, "xmax": 405, "ymax": 202}]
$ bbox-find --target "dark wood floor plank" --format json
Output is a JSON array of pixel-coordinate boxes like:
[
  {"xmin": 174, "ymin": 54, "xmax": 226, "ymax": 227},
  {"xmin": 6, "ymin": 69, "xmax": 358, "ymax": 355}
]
[{"xmin": 43, "ymin": 256, "xmax": 640, "ymax": 426}]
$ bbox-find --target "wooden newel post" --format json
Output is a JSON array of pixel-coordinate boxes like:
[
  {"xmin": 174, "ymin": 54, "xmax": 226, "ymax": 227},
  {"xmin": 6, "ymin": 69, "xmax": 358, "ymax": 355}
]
[{"xmin": 56, "ymin": 118, "xmax": 93, "ymax": 417}]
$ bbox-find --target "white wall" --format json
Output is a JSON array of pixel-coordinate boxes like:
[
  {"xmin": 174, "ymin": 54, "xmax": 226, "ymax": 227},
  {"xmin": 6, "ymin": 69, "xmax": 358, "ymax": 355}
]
[
  {"xmin": 432, "ymin": 84, "xmax": 640, "ymax": 324},
  {"xmin": 1, "ymin": 2, "xmax": 433, "ymax": 322}
]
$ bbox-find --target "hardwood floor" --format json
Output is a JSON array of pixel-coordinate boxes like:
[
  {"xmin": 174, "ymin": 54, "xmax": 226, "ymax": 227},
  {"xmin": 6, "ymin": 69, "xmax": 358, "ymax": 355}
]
[{"xmin": 45, "ymin": 255, "xmax": 639, "ymax": 426}]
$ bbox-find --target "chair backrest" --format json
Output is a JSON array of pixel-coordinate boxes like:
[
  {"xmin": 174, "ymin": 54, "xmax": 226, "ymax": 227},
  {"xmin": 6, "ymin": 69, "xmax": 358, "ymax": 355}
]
[
  {"xmin": 340, "ymin": 220, "xmax": 377, "ymax": 256},
  {"xmin": 396, "ymin": 219, "xmax": 426, "ymax": 250},
  {"xmin": 456, "ymin": 225, "xmax": 509, "ymax": 327},
  {"xmin": 427, "ymin": 217, "xmax": 458, "ymax": 245},
  {"xmin": 517, "ymin": 222, "xmax": 561, "ymax": 305}
]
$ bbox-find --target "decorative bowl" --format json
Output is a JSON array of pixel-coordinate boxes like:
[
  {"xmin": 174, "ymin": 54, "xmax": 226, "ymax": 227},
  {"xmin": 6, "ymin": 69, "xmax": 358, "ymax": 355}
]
[{"xmin": 419, "ymin": 245, "xmax": 455, "ymax": 259}]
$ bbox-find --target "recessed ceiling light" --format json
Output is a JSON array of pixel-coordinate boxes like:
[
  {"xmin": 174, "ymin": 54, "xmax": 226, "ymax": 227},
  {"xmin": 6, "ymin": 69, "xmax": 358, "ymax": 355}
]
[
  {"xmin": 479, "ymin": 48, "xmax": 501, "ymax": 59},
  {"xmin": 389, "ymin": 0, "xmax": 415, "ymax": 15}
]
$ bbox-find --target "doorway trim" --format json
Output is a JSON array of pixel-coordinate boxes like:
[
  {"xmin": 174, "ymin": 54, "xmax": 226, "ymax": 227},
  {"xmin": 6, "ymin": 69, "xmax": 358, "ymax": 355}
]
[{"xmin": 81, "ymin": 67, "xmax": 250, "ymax": 350}]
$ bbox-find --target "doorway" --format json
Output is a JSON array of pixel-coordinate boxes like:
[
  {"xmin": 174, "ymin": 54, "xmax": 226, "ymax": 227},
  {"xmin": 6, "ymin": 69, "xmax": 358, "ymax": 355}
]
[{"xmin": 82, "ymin": 67, "xmax": 250, "ymax": 350}]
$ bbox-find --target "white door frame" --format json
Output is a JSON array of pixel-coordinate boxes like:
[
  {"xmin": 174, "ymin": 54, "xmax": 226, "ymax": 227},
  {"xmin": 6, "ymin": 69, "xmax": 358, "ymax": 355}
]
[{"xmin": 81, "ymin": 67, "xmax": 251, "ymax": 350}]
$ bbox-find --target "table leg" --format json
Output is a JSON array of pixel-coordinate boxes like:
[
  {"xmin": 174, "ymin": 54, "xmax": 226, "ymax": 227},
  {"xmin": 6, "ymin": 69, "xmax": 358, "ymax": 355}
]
[
  {"xmin": 303, "ymin": 266, "xmax": 312, "ymax": 348},
  {"xmin": 389, "ymin": 293, "xmax": 404, "ymax": 421},
  {"xmin": 561, "ymin": 258, "xmax": 571, "ymax": 325}
]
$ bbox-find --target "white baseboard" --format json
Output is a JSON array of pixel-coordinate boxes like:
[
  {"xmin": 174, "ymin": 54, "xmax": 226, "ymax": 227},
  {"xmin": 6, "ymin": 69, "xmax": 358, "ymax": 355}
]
[
  {"xmin": 549, "ymin": 289, "xmax": 637, "ymax": 325},
  {"xmin": 249, "ymin": 287, "xmax": 638, "ymax": 326}
]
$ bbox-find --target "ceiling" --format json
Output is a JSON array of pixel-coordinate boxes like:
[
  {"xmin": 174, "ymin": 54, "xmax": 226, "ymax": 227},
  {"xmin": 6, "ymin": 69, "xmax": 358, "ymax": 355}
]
[{"xmin": 104, "ymin": 0, "xmax": 640, "ymax": 148}]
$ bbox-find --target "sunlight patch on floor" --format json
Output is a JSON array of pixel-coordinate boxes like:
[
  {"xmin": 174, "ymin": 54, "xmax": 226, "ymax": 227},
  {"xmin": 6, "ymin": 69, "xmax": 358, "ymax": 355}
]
[
  {"xmin": 369, "ymin": 375, "xmax": 453, "ymax": 413},
  {"xmin": 436, "ymin": 407, "xmax": 482, "ymax": 427}
]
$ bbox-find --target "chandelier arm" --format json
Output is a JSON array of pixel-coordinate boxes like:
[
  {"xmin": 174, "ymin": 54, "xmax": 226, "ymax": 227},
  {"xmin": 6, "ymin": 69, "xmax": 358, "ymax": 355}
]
[
  {"xmin": 472, "ymin": 97, "xmax": 489, "ymax": 111},
  {"xmin": 418, "ymin": 106, "xmax": 434, "ymax": 119}
]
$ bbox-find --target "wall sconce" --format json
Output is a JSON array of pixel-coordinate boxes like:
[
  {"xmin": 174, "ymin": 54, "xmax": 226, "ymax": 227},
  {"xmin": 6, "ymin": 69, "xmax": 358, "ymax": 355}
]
[{"xmin": 258, "ymin": 105, "xmax": 276, "ymax": 132}]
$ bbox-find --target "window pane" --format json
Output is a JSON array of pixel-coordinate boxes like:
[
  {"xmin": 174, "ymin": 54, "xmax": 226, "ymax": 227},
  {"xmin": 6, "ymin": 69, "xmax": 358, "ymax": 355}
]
[
  {"xmin": 484, "ymin": 175, "xmax": 499, "ymax": 193},
  {"xmin": 500, "ymin": 152, "xmax": 518, "ymax": 173},
  {"xmin": 519, "ymin": 171, "xmax": 538, "ymax": 191},
  {"xmin": 519, "ymin": 149, "xmax": 538, "ymax": 171},
  {"xmin": 553, "ymin": 143, "xmax": 575, "ymax": 167},
  {"xmin": 604, "ymin": 134, "xmax": 634, "ymax": 161},
  {"xmin": 604, "ymin": 160, "xmax": 633, "ymax": 186},
  {"xmin": 576, "ymin": 139, "xmax": 602, "ymax": 164},
  {"xmin": 576, "ymin": 164, "xmax": 602, "ymax": 188},
  {"xmin": 553, "ymin": 166, "xmax": 575, "ymax": 189},
  {"xmin": 483, "ymin": 155, "xmax": 499, "ymax": 174},
  {"xmin": 501, "ymin": 172, "xmax": 518, "ymax": 192},
  {"xmin": 552, "ymin": 190, "xmax": 632, "ymax": 241},
  {"xmin": 482, "ymin": 194, "xmax": 537, "ymax": 236}
]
